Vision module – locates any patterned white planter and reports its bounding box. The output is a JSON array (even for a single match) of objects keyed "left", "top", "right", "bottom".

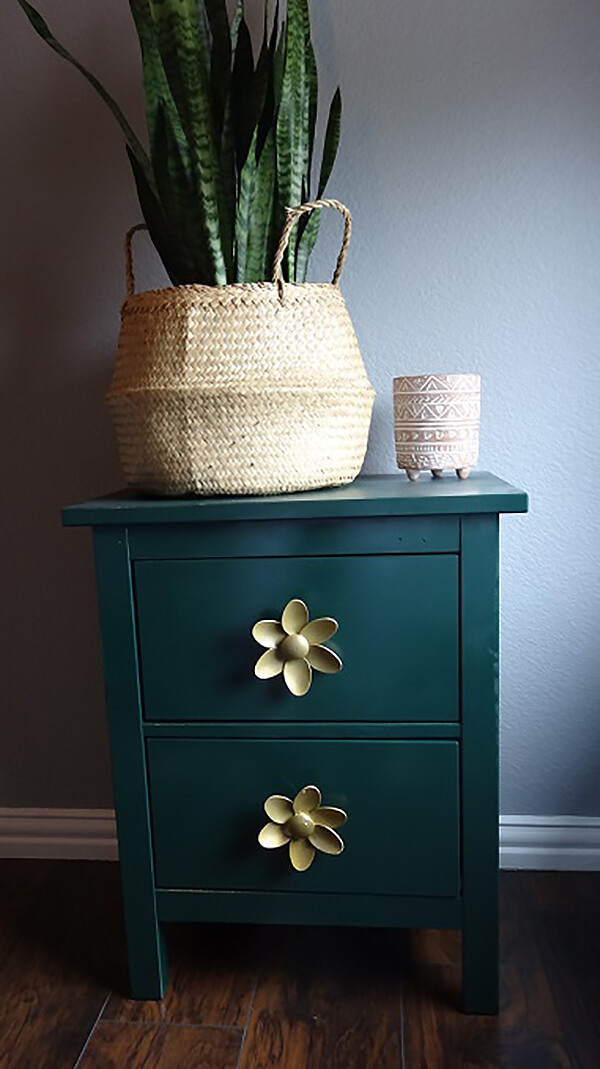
[{"left": 393, "top": 373, "right": 481, "bottom": 481}]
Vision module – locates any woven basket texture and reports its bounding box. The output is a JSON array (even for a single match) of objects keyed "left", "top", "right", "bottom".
[{"left": 107, "top": 200, "right": 375, "bottom": 496}]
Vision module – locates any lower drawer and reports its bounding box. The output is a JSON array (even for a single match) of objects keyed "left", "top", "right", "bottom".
[{"left": 147, "top": 738, "right": 460, "bottom": 898}]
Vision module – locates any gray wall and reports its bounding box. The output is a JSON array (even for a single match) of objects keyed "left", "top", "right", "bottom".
[{"left": 1, "top": 1, "right": 599, "bottom": 814}]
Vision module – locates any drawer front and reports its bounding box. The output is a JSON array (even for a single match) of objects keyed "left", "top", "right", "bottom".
[
  {"left": 147, "top": 738, "right": 460, "bottom": 897},
  {"left": 135, "top": 555, "right": 459, "bottom": 721}
]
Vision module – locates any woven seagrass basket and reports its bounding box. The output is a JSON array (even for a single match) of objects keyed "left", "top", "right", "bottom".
[{"left": 107, "top": 199, "right": 375, "bottom": 496}]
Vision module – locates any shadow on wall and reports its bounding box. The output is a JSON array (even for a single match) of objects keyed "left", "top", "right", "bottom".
[{"left": 0, "top": 7, "right": 147, "bottom": 807}]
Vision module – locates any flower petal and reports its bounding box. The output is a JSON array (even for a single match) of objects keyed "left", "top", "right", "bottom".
[
  {"left": 258, "top": 822, "right": 289, "bottom": 849},
  {"left": 293, "top": 785, "right": 321, "bottom": 814},
  {"left": 281, "top": 599, "right": 309, "bottom": 635},
  {"left": 254, "top": 649, "right": 283, "bottom": 679},
  {"left": 306, "top": 645, "right": 342, "bottom": 674},
  {"left": 252, "top": 620, "right": 286, "bottom": 648},
  {"left": 313, "top": 806, "right": 347, "bottom": 829},
  {"left": 289, "top": 839, "right": 315, "bottom": 871},
  {"left": 309, "top": 825, "right": 344, "bottom": 855},
  {"left": 264, "top": 795, "right": 294, "bottom": 823},
  {"left": 283, "top": 658, "right": 312, "bottom": 696},
  {"left": 300, "top": 617, "right": 338, "bottom": 645}
]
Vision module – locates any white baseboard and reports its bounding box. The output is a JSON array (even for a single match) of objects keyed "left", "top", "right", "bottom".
[
  {"left": 0, "top": 808, "right": 118, "bottom": 861},
  {"left": 0, "top": 810, "right": 599, "bottom": 870},
  {"left": 500, "top": 815, "right": 600, "bottom": 870}
]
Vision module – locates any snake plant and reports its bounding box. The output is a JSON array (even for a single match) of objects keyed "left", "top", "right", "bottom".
[{"left": 17, "top": 0, "right": 342, "bottom": 286}]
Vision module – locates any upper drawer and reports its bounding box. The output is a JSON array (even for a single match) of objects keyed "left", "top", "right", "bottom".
[{"left": 134, "top": 554, "right": 459, "bottom": 722}]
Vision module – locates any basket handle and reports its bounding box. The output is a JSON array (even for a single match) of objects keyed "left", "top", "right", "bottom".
[
  {"left": 125, "top": 223, "right": 149, "bottom": 297},
  {"left": 272, "top": 199, "right": 352, "bottom": 298}
]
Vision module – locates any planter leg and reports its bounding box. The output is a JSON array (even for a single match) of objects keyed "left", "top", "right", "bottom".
[
  {"left": 457, "top": 467, "right": 472, "bottom": 480},
  {"left": 406, "top": 469, "right": 420, "bottom": 482},
  {"left": 431, "top": 469, "right": 444, "bottom": 479}
]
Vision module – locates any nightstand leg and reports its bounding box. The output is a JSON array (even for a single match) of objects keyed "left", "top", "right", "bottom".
[
  {"left": 93, "top": 527, "right": 169, "bottom": 1000},
  {"left": 121, "top": 899, "right": 168, "bottom": 1000},
  {"left": 461, "top": 898, "right": 499, "bottom": 1014},
  {"left": 460, "top": 514, "right": 500, "bottom": 1015}
]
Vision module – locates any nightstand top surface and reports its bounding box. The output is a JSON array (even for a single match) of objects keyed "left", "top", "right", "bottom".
[{"left": 63, "top": 471, "right": 528, "bottom": 526}]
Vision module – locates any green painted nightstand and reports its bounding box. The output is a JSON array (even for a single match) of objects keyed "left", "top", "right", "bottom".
[{"left": 63, "top": 471, "right": 527, "bottom": 1014}]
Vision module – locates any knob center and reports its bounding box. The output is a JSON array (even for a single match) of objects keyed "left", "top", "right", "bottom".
[
  {"left": 285, "top": 813, "right": 315, "bottom": 840},
  {"left": 280, "top": 633, "right": 310, "bottom": 661}
]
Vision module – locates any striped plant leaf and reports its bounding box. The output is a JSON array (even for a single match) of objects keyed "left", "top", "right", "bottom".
[
  {"left": 252, "top": 15, "right": 271, "bottom": 152},
  {"left": 205, "top": 0, "right": 231, "bottom": 134},
  {"left": 273, "top": 17, "right": 286, "bottom": 103},
  {"left": 246, "top": 129, "right": 277, "bottom": 281},
  {"left": 230, "top": 0, "right": 244, "bottom": 52},
  {"left": 317, "top": 86, "right": 342, "bottom": 197},
  {"left": 235, "top": 131, "right": 257, "bottom": 281},
  {"left": 276, "top": 0, "right": 309, "bottom": 279},
  {"left": 295, "top": 87, "right": 342, "bottom": 281},
  {"left": 126, "top": 146, "right": 183, "bottom": 285},
  {"left": 147, "top": 0, "right": 231, "bottom": 282},
  {"left": 153, "top": 102, "right": 215, "bottom": 282},
  {"left": 292, "top": 0, "right": 317, "bottom": 281},
  {"left": 129, "top": 1, "right": 190, "bottom": 167},
  {"left": 218, "top": 0, "right": 244, "bottom": 241},
  {"left": 300, "top": 0, "right": 318, "bottom": 184},
  {"left": 256, "top": 0, "right": 280, "bottom": 158},
  {"left": 19, "top": 0, "right": 342, "bottom": 287},
  {"left": 231, "top": 15, "right": 256, "bottom": 175},
  {"left": 17, "top": 0, "right": 154, "bottom": 193},
  {"left": 219, "top": 93, "right": 237, "bottom": 247}
]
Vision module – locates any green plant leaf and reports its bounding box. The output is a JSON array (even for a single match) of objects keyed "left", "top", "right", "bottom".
[
  {"left": 256, "top": 0, "right": 279, "bottom": 159},
  {"left": 231, "top": 15, "right": 256, "bottom": 174},
  {"left": 246, "top": 129, "right": 277, "bottom": 281},
  {"left": 129, "top": 1, "right": 190, "bottom": 167},
  {"left": 230, "top": 0, "right": 244, "bottom": 52},
  {"left": 19, "top": 0, "right": 341, "bottom": 289},
  {"left": 17, "top": 0, "right": 154, "bottom": 192},
  {"left": 300, "top": 0, "right": 318, "bottom": 185},
  {"left": 295, "top": 88, "right": 342, "bottom": 282},
  {"left": 235, "top": 131, "right": 257, "bottom": 281},
  {"left": 153, "top": 102, "right": 215, "bottom": 283},
  {"left": 126, "top": 146, "right": 182, "bottom": 286},
  {"left": 252, "top": 14, "right": 271, "bottom": 154},
  {"left": 273, "top": 17, "right": 286, "bottom": 103},
  {"left": 147, "top": 0, "right": 231, "bottom": 282},
  {"left": 276, "top": 0, "right": 309, "bottom": 279},
  {"left": 205, "top": 0, "right": 232, "bottom": 134},
  {"left": 317, "top": 86, "right": 342, "bottom": 196}
]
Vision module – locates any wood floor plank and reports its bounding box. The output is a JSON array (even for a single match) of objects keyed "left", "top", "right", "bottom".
[
  {"left": 0, "top": 861, "right": 121, "bottom": 1068},
  {"left": 402, "top": 875, "right": 571, "bottom": 1069},
  {"left": 103, "top": 922, "right": 258, "bottom": 1026},
  {"left": 521, "top": 872, "right": 600, "bottom": 1069},
  {"left": 238, "top": 926, "right": 402, "bottom": 1069},
  {"left": 0, "top": 1014, "right": 100, "bottom": 1069},
  {"left": 0, "top": 860, "right": 56, "bottom": 965},
  {"left": 78, "top": 1022, "right": 241, "bottom": 1068},
  {"left": 0, "top": 863, "right": 599, "bottom": 1068},
  {"left": 407, "top": 928, "right": 461, "bottom": 965}
]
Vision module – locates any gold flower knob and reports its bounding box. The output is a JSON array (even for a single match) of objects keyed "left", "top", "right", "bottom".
[
  {"left": 252, "top": 598, "right": 342, "bottom": 697},
  {"left": 258, "top": 785, "right": 347, "bottom": 871}
]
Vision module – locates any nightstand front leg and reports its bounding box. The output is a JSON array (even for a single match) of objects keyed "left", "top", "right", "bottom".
[
  {"left": 460, "top": 514, "right": 500, "bottom": 1014},
  {"left": 94, "top": 526, "right": 168, "bottom": 1000},
  {"left": 462, "top": 900, "right": 499, "bottom": 1014}
]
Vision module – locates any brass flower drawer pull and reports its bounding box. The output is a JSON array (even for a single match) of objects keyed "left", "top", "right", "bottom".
[
  {"left": 252, "top": 598, "right": 342, "bottom": 697},
  {"left": 258, "top": 785, "right": 347, "bottom": 871}
]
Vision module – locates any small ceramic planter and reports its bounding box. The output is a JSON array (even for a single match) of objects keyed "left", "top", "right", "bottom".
[{"left": 393, "top": 373, "right": 481, "bottom": 481}]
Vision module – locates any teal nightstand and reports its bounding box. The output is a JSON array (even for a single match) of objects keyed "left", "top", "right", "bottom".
[{"left": 63, "top": 471, "right": 527, "bottom": 1014}]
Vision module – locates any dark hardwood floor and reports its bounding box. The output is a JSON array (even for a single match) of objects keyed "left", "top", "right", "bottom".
[{"left": 0, "top": 861, "right": 598, "bottom": 1068}]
